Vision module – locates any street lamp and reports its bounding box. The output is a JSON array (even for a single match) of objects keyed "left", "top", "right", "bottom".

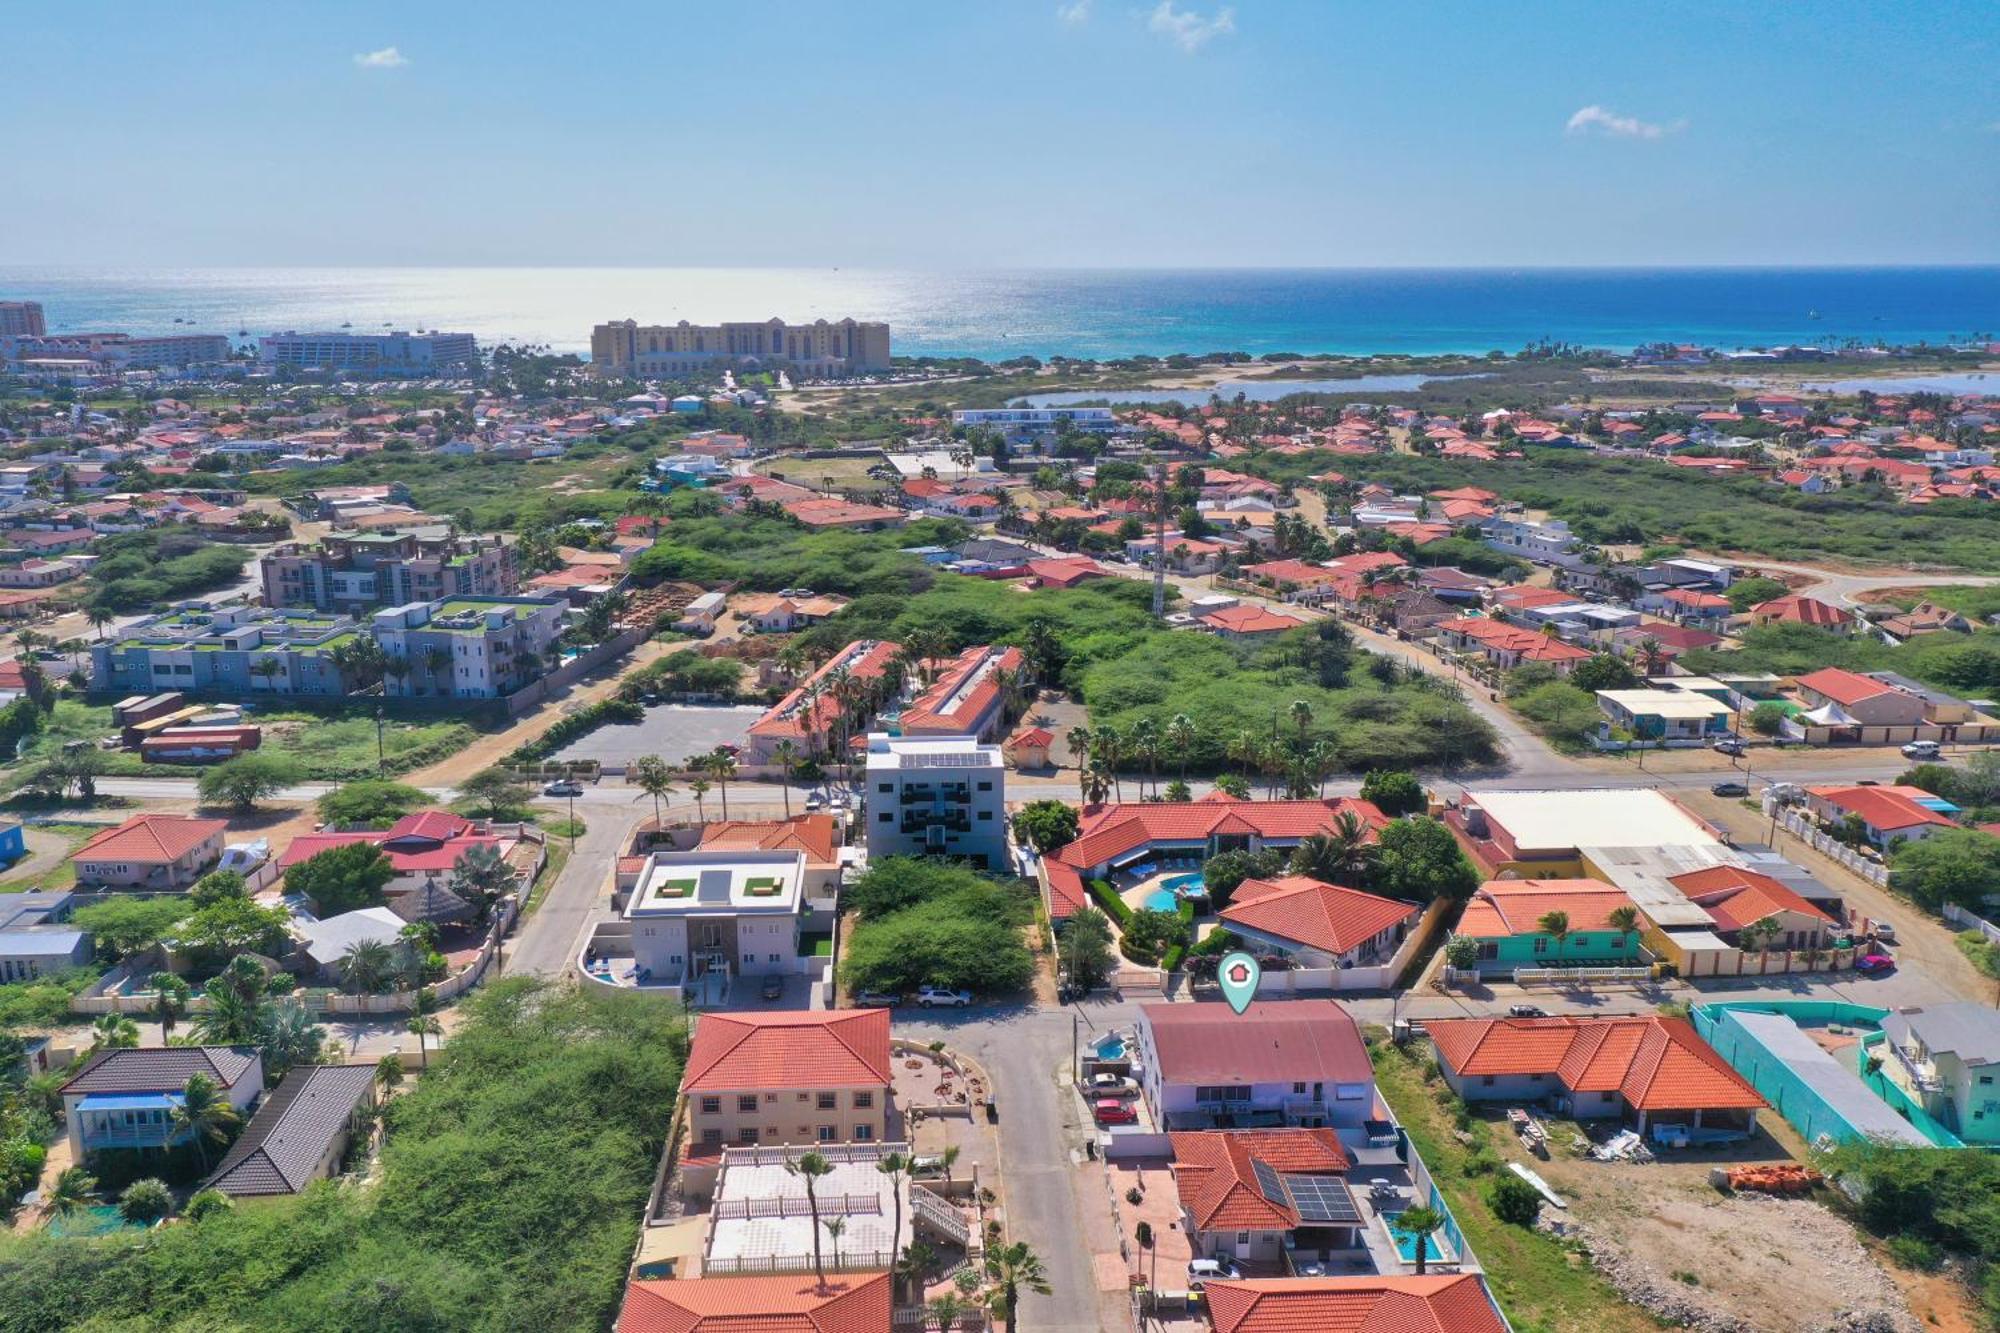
[{"left": 374, "top": 706, "right": 386, "bottom": 774}]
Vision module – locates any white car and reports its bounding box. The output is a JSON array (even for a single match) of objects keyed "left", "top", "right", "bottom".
[
  {"left": 916, "top": 986, "right": 974, "bottom": 1008},
  {"left": 1186, "top": 1257, "right": 1241, "bottom": 1290},
  {"left": 1901, "top": 741, "right": 1943, "bottom": 760},
  {"left": 1089, "top": 1072, "right": 1137, "bottom": 1098}
]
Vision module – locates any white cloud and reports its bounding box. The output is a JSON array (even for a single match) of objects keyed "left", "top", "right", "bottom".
[
  {"left": 1057, "top": 0, "right": 1091, "bottom": 25},
  {"left": 353, "top": 46, "right": 408, "bottom": 69},
  {"left": 1148, "top": 1, "right": 1235, "bottom": 53},
  {"left": 1565, "top": 104, "right": 1683, "bottom": 140}
]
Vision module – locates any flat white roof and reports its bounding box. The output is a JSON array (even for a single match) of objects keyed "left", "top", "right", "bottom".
[
  {"left": 707, "top": 1148, "right": 913, "bottom": 1266},
  {"left": 864, "top": 733, "right": 1002, "bottom": 771},
  {"left": 626, "top": 849, "right": 804, "bottom": 917},
  {"left": 1597, "top": 689, "right": 1733, "bottom": 720},
  {"left": 1474, "top": 788, "right": 1721, "bottom": 857}
]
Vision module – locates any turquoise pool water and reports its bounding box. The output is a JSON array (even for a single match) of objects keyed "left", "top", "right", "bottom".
[
  {"left": 1164, "top": 872, "right": 1207, "bottom": 895},
  {"left": 1386, "top": 1214, "right": 1450, "bottom": 1264},
  {"left": 1140, "top": 888, "right": 1180, "bottom": 912},
  {"left": 46, "top": 1205, "right": 141, "bottom": 1238},
  {"left": 1093, "top": 1035, "right": 1128, "bottom": 1060}
]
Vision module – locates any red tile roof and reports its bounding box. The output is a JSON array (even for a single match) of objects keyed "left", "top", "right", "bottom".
[
  {"left": 617, "top": 1273, "right": 890, "bottom": 1333},
  {"left": 1055, "top": 798, "right": 1387, "bottom": 876},
  {"left": 1455, "top": 879, "right": 1638, "bottom": 937},
  {"left": 684, "top": 1009, "right": 892, "bottom": 1093},
  {"left": 749, "top": 640, "right": 901, "bottom": 742},
  {"left": 698, "top": 814, "right": 841, "bottom": 865},
  {"left": 896, "top": 644, "right": 1024, "bottom": 734},
  {"left": 1142, "top": 1000, "right": 1372, "bottom": 1088},
  {"left": 1794, "top": 667, "right": 1894, "bottom": 707},
  {"left": 1221, "top": 875, "right": 1420, "bottom": 956},
  {"left": 1170, "top": 1128, "right": 1351, "bottom": 1231},
  {"left": 1751, "top": 595, "right": 1854, "bottom": 627},
  {"left": 1807, "top": 784, "right": 1955, "bottom": 834},
  {"left": 1201, "top": 605, "right": 1308, "bottom": 636},
  {"left": 1428, "top": 1016, "right": 1764, "bottom": 1114},
  {"left": 1024, "top": 556, "right": 1106, "bottom": 588},
  {"left": 74, "top": 814, "right": 228, "bottom": 866},
  {"left": 1204, "top": 1275, "right": 1507, "bottom": 1333},
  {"left": 1669, "top": 864, "right": 1836, "bottom": 932}
]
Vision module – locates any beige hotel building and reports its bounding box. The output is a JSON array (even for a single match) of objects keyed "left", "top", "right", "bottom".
[{"left": 591, "top": 316, "right": 890, "bottom": 379}]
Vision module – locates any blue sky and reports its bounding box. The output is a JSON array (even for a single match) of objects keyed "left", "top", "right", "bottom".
[{"left": 7, "top": 1, "right": 1997, "bottom": 267}]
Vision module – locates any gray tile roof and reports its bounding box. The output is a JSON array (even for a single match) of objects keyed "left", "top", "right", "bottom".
[
  {"left": 61, "top": 1046, "right": 260, "bottom": 1096},
  {"left": 203, "top": 1064, "right": 377, "bottom": 1197},
  {"left": 0, "top": 890, "right": 74, "bottom": 931}
]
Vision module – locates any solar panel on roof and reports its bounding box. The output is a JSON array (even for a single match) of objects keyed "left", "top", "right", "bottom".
[
  {"left": 1282, "top": 1173, "right": 1361, "bottom": 1224},
  {"left": 1249, "top": 1157, "right": 1289, "bottom": 1207}
]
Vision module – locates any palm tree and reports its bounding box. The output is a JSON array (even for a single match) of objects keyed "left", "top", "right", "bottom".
[
  {"left": 821, "top": 1215, "right": 847, "bottom": 1269},
  {"left": 1064, "top": 724, "right": 1092, "bottom": 774},
  {"left": 407, "top": 988, "right": 442, "bottom": 1069},
  {"left": 87, "top": 606, "right": 113, "bottom": 642},
  {"left": 1227, "top": 728, "right": 1259, "bottom": 784},
  {"left": 1080, "top": 765, "right": 1111, "bottom": 806},
  {"left": 149, "top": 972, "right": 191, "bottom": 1044},
  {"left": 687, "top": 776, "right": 712, "bottom": 823},
  {"left": 1605, "top": 905, "right": 1640, "bottom": 955},
  {"left": 1290, "top": 811, "right": 1376, "bottom": 886},
  {"left": 42, "top": 1166, "right": 97, "bottom": 1220},
  {"left": 785, "top": 1150, "right": 836, "bottom": 1286},
  {"left": 927, "top": 1293, "right": 967, "bottom": 1333},
  {"left": 375, "top": 1052, "right": 405, "bottom": 1096},
  {"left": 1392, "top": 1204, "right": 1448, "bottom": 1277},
  {"left": 897, "top": 1241, "right": 939, "bottom": 1300},
  {"left": 877, "top": 1151, "right": 910, "bottom": 1293},
  {"left": 89, "top": 1013, "right": 140, "bottom": 1056},
  {"left": 1288, "top": 698, "right": 1314, "bottom": 742},
  {"left": 984, "top": 1241, "right": 1052, "bottom": 1333},
  {"left": 1165, "top": 714, "right": 1197, "bottom": 783},
  {"left": 1094, "top": 725, "right": 1124, "bottom": 802},
  {"left": 707, "top": 747, "right": 738, "bottom": 820},
  {"left": 1742, "top": 915, "right": 1783, "bottom": 959},
  {"left": 1537, "top": 910, "right": 1572, "bottom": 965},
  {"left": 171, "top": 1072, "right": 242, "bottom": 1173},
  {"left": 771, "top": 739, "right": 801, "bottom": 818},
  {"left": 632, "top": 754, "right": 676, "bottom": 829},
  {"left": 341, "top": 938, "right": 397, "bottom": 994},
  {"left": 1130, "top": 717, "right": 1160, "bottom": 800},
  {"left": 938, "top": 1144, "right": 962, "bottom": 1190},
  {"left": 424, "top": 646, "right": 453, "bottom": 697}
]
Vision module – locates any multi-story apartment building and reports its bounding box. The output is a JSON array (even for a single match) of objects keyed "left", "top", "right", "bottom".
[
  {"left": 681, "top": 1009, "right": 893, "bottom": 1165},
  {"left": 951, "top": 406, "right": 1123, "bottom": 447},
  {"left": 261, "top": 528, "right": 518, "bottom": 612},
  {"left": 2, "top": 332, "right": 232, "bottom": 370},
  {"left": 0, "top": 302, "right": 45, "bottom": 337},
  {"left": 1880, "top": 1003, "right": 2000, "bottom": 1145},
  {"left": 621, "top": 849, "right": 813, "bottom": 1000},
  {"left": 91, "top": 606, "right": 372, "bottom": 697},
  {"left": 258, "top": 330, "right": 480, "bottom": 374},
  {"left": 370, "top": 596, "right": 568, "bottom": 700},
  {"left": 591, "top": 317, "right": 890, "bottom": 379},
  {"left": 862, "top": 733, "right": 1006, "bottom": 869}
]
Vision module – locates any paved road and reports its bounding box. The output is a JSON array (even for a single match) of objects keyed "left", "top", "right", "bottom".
[{"left": 1716, "top": 556, "right": 2000, "bottom": 607}]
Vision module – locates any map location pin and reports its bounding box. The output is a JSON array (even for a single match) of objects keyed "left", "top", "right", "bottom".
[{"left": 1218, "top": 951, "right": 1261, "bottom": 1015}]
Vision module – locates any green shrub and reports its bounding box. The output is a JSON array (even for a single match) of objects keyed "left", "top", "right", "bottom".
[{"left": 1488, "top": 1173, "right": 1542, "bottom": 1226}]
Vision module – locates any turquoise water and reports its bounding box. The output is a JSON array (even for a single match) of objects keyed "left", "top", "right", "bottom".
[
  {"left": 1021, "top": 374, "right": 1484, "bottom": 407},
  {"left": 4, "top": 266, "right": 1995, "bottom": 360},
  {"left": 1093, "top": 1035, "right": 1127, "bottom": 1060},
  {"left": 1140, "top": 888, "right": 1180, "bottom": 912},
  {"left": 46, "top": 1205, "right": 141, "bottom": 1238},
  {"left": 1165, "top": 872, "right": 1207, "bottom": 896},
  {"left": 1387, "top": 1214, "right": 1450, "bottom": 1263}
]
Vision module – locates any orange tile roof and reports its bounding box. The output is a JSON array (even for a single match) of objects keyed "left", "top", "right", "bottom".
[
  {"left": 698, "top": 814, "right": 841, "bottom": 865},
  {"left": 1669, "top": 864, "right": 1836, "bottom": 932},
  {"left": 1794, "top": 667, "right": 1894, "bottom": 707},
  {"left": 683, "top": 1009, "right": 893, "bottom": 1093},
  {"left": 1221, "top": 875, "right": 1420, "bottom": 956},
  {"left": 1170, "top": 1128, "right": 1351, "bottom": 1231},
  {"left": 1428, "top": 1016, "right": 1764, "bottom": 1114},
  {"left": 1205, "top": 1275, "right": 1507, "bottom": 1333},
  {"left": 1055, "top": 798, "right": 1387, "bottom": 876},
  {"left": 1751, "top": 595, "right": 1854, "bottom": 627},
  {"left": 896, "top": 644, "right": 1024, "bottom": 734},
  {"left": 1201, "top": 605, "right": 1307, "bottom": 636},
  {"left": 1806, "top": 784, "right": 1954, "bottom": 833},
  {"left": 748, "top": 640, "right": 901, "bottom": 741},
  {"left": 74, "top": 813, "right": 228, "bottom": 865},
  {"left": 617, "top": 1272, "right": 890, "bottom": 1333},
  {"left": 1456, "top": 879, "right": 1638, "bottom": 937}
]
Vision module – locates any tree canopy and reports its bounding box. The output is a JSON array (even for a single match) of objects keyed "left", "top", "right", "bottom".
[{"left": 285, "top": 843, "right": 396, "bottom": 917}]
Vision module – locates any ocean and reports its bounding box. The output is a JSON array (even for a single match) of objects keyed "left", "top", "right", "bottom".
[{"left": 1, "top": 266, "right": 1995, "bottom": 363}]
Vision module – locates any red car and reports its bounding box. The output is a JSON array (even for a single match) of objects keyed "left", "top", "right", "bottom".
[
  {"left": 1092, "top": 1097, "right": 1137, "bottom": 1126},
  {"left": 1854, "top": 954, "right": 1897, "bottom": 977}
]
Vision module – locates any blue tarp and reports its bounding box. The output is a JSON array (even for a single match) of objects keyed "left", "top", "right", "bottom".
[{"left": 78, "top": 1093, "right": 182, "bottom": 1112}]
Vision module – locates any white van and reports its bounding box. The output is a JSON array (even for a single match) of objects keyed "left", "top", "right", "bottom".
[{"left": 1901, "top": 740, "right": 1943, "bottom": 760}]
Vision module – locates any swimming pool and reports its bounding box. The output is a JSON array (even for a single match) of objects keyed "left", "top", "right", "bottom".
[
  {"left": 1164, "top": 872, "right": 1207, "bottom": 896},
  {"left": 46, "top": 1205, "right": 142, "bottom": 1238},
  {"left": 1093, "top": 1034, "right": 1128, "bottom": 1061},
  {"left": 1140, "top": 888, "right": 1180, "bottom": 912},
  {"left": 1385, "top": 1213, "right": 1452, "bottom": 1264}
]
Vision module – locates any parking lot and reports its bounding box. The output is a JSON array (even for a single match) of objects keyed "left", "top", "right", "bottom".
[{"left": 552, "top": 702, "right": 765, "bottom": 770}]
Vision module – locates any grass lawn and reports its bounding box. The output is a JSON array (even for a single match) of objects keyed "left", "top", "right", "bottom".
[
  {"left": 258, "top": 711, "right": 477, "bottom": 781},
  {"left": 1366, "top": 1028, "right": 1660, "bottom": 1333},
  {"left": 752, "top": 452, "right": 894, "bottom": 495},
  {"left": 522, "top": 840, "right": 570, "bottom": 916},
  {"left": 0, "top": 821, "right": 107, "bottom": 893}
]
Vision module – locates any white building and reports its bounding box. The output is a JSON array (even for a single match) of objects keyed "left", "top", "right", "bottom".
[
  {"left": 1481, "top": 514, "right": 1581, "bottom": 566},
  {"left": 258, "top": 330, "right": 480, "bottom": 374},
  {"left": 862, "top": 733, "right": 1006, "bottom": 870},
  {"left": 623, "top": 849, "right": 810, "bottom": 997},
  {"left": 951, "top": 406, "right": 1122, "bottom": 448}
]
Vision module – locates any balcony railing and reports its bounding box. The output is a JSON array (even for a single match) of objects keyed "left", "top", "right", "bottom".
[{"left": 1889, "top": 1040, "right": 1944, "bottom": 1093}]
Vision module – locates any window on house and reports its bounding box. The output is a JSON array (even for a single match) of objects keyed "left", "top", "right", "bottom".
[
  {"left": 817, "top": 1092, "right": 837, "bottom": 1110},
  {"left": 737, "top": 1095, "right": 757, "bottom": 1113},
  {"left": 853, "top": 1091, "right": 873, "bottom": 1109},
  {"left": 854, "top": 1124, "right": 874, "bottom": 1141},
  {"left": 1481, "top": 1075, "right": 1496, "bottom": 1087},
  {"left": 817, "top": 1126, "right": 836, "bottom": 1142},
  {"left": 1600, "top": 1091, "right": 1616, "bottom": 1103},
  {"left": 700, "top": 1097, "right": 720, "bottom": 1114},
  {"left": 703, "top": 1128, "right": 722, "bottom": 1144}
]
